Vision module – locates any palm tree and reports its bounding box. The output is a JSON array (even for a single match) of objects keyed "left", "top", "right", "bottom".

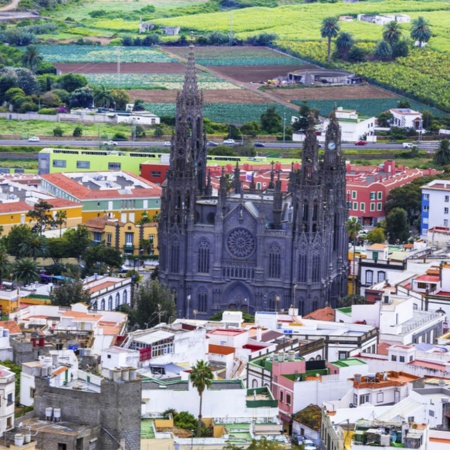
[
  {"left": 433, "top": 139, "right": 450, "bottom": 166},
  {"left": 346, "top": 217, "right": 361, "bottom": 300},
  {"left": 335, "top": 32, "right": 354, "bottom": 60},
  {"left": 382, "top": 21, "right": 402, "bottom": 46},
  {"left": 190, "top": 360, "right": 214, "bottom": 437},
  {"left": 93, "top": 85, "right": 115, "bottom": 109},
  {"left": 54, "top": 210, "right": 67, "bottom": 237},
  {"left": 321, "top": 17, "right": 340, "bottom": 64},
  {"left": 19, "top": 234, "right": 47, "bottom": 260},
  {"left": 410, "top": 16, "right": 431, "bottom": 48},
  {"left": 374, "top": 40, "right": 393, "bottom": 61},
  {"left": 21, "top": 46, "right": 43, "bottom": 73},
  {"left": 12, "top": 258, "right": 40, "bottom": 286}
]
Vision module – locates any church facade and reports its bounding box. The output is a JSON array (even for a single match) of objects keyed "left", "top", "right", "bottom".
[{"left": 158, "top": 46, "right": 349, "bottom": 319}]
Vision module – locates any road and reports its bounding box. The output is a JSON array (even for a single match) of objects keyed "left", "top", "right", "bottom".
[{"left": 0, "top": 139, "right": 439, "bottom": 151}]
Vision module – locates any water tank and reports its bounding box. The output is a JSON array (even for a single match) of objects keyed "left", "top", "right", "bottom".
[
  {"left": 122, "top": 370, "right": 130, "bottom": 381},
  {"left": 45, "top": 407, "right": 53, "bottom": 420},
  {"left": 354, "top": 374, "right": 362, "bottom": 383},
  {"left": 53, "top": 408, "right": 61, "bottom": 422},
  {"left": 14, "top": 434, "right": 24, "bottom": 447},
  {"left": 24, "top": 433, "right": 31, "bottom": 444},
  {"left": 288, "top": 351, "right": 295, "bottom": 361},
  {"left": 278, "top": 352, "right": 285, "bottom": 362}
]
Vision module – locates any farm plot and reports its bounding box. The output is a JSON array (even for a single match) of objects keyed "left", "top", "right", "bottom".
[
  {"left": 164, "top": 46, "right": 305, "bottom": 66},
  {"left": 54, "top": 62, "right": 187, "bottom": 75},
  {"left": 128, "top": 89, "right": 268, "bottom": 103},
  {"left": 145, "top": 102, "right": 287, "bottom": 124},
  {"left": 291, "top": 98, "right": 446, "bottom": 118},
  {"left": 37, "top": 45, "right": 176, "bottom": 63},
  {"left": 84, "top": 73, "right": 238, "bottom": 90}
]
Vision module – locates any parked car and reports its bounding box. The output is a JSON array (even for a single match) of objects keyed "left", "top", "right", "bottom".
[
  {"left": 28, "top": 136, "right": 40, "bottom": 142},
  {"left": 207, "top": 141, "right": 219, "bottom": 147},
  {"left": 355, "top": 140, "right": 367, "bottom": 146},
  {"left": 402, "top": 142, "right": 414, "bottom": 149},
  {"left": 254, "top": 142, "right": 265, "bottom": 148},
  {"left": 292, "top": 435, "right": 305, "bottom": 445},
  {"left": 164, "top": 141, "right": 171, "bottom": 147},
  {"left": 223, "top": 139, "right": 235, "bottom": 145},
  {"left": 103, "top": 140, "right": 118, "bottom": 146}
]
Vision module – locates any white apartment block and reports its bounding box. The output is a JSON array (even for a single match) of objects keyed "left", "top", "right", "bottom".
[
  {"left": 0, "top": 365, "right": 15, "bottom": 437},
  {"left": 421, "top": 179, "right": 450, "bottom": 238}
]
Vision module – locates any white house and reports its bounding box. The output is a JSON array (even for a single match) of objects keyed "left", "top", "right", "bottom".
[
  {"left": 293, "top": 107, "right": 376, "bottom": 143},
  {"left": 101, "top": 346, "right": 140, "bottom": 373},
  {"left": 421, "top": 179, "right": 450, "bottom": 238},
  {"left": 0, "top": 365, "right": 15, "bottom": 437},
  {"left": 389, "top": 108, "right": 423, "bottom": 129},
  {"left": 20, "top": 350, "right": 79, "bottom": 407},
  {"left": 83, "top": 275, "right": 132, "bottom": 311}
]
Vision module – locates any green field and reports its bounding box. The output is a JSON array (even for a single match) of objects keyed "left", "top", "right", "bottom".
[{"left": 144, "top": 102, "right": 287, "bottom": 123}]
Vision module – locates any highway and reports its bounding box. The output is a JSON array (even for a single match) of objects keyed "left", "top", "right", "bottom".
[{"left": 0, "top": 139, "right": 438, "bottom": 151}]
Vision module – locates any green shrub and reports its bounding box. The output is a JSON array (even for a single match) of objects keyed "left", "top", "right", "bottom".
[
  {"left": 73, "top": 126, "right": 83, "bottom": 137},
  {"left": 113, "top": 131, "right": 128, "bottom": 141},
  {"left": 53, "top": 126, "right": 64, "bottom": 137}
]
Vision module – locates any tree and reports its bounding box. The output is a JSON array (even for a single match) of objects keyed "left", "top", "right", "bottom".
[
  {"left": 73, "top": 126, "right": 83, "bottom": 137},
  {"left": 53, "top": 126, "right": 63, "bottom": 137},
  {"left": 367, "top": 227, "right": 385, "bottom": 244},
  {"left": 348, "top": 46, "right": 367, "bottom": 63},
  {"left": 346, "top": 217, "right": 361, "bottom": 299},
  {"left": 26, "top": 200, "right": 54, "bottom": 235},
  {"left": 321, "top": 17, "right": 340, "bottom": 64},
  {"left": 0, "top": 243, "right": 11, "bottom": 285},
  {"left": 47, "top": 237, "right": 70, "bottom": 264},
  {"left": 190, "top": 360, "right": 214, "bottom": 437},
  {"left": 69, "top": 87, "right": 94, "bottom": 108},
  {"left": 397, "top": 99, "right": 411, "bottom": 109},
  {"left": 240, "top": 121, "right": 260, "bottom": 137},
  {"left": 392, "top": 39, "right": 409, "bottom": 58},
  {"left": 335, "top": 32, "right": 354, "bottom": 60},
  {"left": 410, "top": 16, "right": 431, "bottom": 48},
  {"left": 83, "top": 245, "right": 123, "bottom": 272},
  {"left": 5, "top": 225, "right": 32, "bottom": 257},
  {"left": 111, "top": 89, "right": 130, "bottom": 110},
  {"left": 50, "top": 277, "right": 90, "bottom": 307},
  {"left": 434, "top": 139, "right": 450, "bottom": 166},
  {"left": 133, "top": 99, "right": 145, "bottom": 111},
  {"left": 382, "top": 21, "right": 402, "bottom": 46},
  {"left": 54, "top": 210, "right": 67, "bottom": 237},
  {"left": 57, "top": 73, "right": 88, "bottom": 92},
  {"left": 12, "top": 258, "right": 39, "bottom": 285},
  {"left": 93, "top": 85, "right": 114, "bottom": 108},
  {"left": 134, "top": 278, "right": 175, "bottom": 328},
  {"left": 64, "top": 226, "right": 91, "bottom": 259},
  {"left": 19, "top": 234, "right": 47, "bottom": 260},
  {"left": 374, "top": 40, "right": 392, "bottom": 61},
  {"left": 21, "top": 45, "right": 43, "bottom": 73},
  {"left": 377, "top": 111, "right": 393, "bottom": 127},
  {"left": 260, "top": 106, "right": 282, "bottom": 134},
  {"left": 385, "top": 208, "right": 409, "bottom": 244}
]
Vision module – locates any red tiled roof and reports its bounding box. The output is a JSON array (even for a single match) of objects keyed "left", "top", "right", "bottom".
[
  {"left": 0, "top": 320, "right": 22, "bottom": 335},
  {"left": 415, "top": 275, "right": 439, "bottom": 282},
  {"left": 0, "top": 202, "right": 30, "bottom": 214},
  {"left": 42, "top": 172, "right": 161, "bottom": 200},
  {"left": 377, "top": 342, "right": 392, "bottom": 356},
  {"left": 408, "top": 360, "right": 446, "bottom": 371},
  {"left": 304, "top": 306, "right": 335, "bottom": 321},
  {"left": 209, "top": 344, "right": 235, "bottom": 355},
  {"left": 88, "top": 281, "right": 117, "bottom": 294}
]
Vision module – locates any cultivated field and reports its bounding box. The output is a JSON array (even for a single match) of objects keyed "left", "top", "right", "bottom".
[{"left": 54, "top": 62, "right": 187, "bottom": 75}]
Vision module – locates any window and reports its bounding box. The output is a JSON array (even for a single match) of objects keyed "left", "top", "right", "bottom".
[
  {"left": 197, "top": 239, "right": 210, "bottom": 274},
  {"left": 391, "top": 355, "right": 397, "bottom": 361},
  {"left": 370, "top": 192, "right": 376, "bottom": 200},
  {"left": 377, "top": 203, "right": 382, "bottom": 211},
  {"left": 360, "top": 202, "right": 365, "bottom": 211},
  {"left": 53, "top": 160, "right": 66, "bottom": 168},
  {"left": 100, "top": 299, "right": 105, "bottom": 310},
  {"left": 353, "top": 394, "right": 358, "bottom": 406},
  {"left": 151, "top": 338, "right": 174, "bottom": 358},
  {"left": 359, "top": 394, "right": 370, "bottom": 405},
  {"left": 269, "top": 243, "right": 281, "bottom": 279},
  {"left": 115, "top": 293, "right": 120, "bottom": 308},
  {"left": 77, "top": 161, "right": 90, "bottom": 169},
  {"left": 377, "top": 392, "right": 384, "bottom": 403},
  {"left": 445, "top": 219, "right": 449, "bottom": 227},
  {"left": 286, "top": 394, "right": 291, "bottom": 405},
  {"left": 399, "top": 356, "right": 405, "bottom": 362},
  {"left": 108, "top": 162, "right": 121, "bottom": 170},
  {"left": 123, "top": 290, "right": 128, "bottom": 305},
  {"left": 352, "top": 191, "right": 357, "bottom": 199},
  {"left": 423, "top": 194, "right": 429, "bottom": 200},
  {"left": 106, "top": 233, "right": 112, "bottom": 247},
  {"left": 151, "top": 171, "right": 162, "bottom": 178},
  {"left": 93, "top": 232, "right": 102, "bottom": 243},
  {"left": 108, "top": 296, "right": 113, "bottom": 311},
  {"left": 353, "top": 202, "right": 358, "bottom": 210},
  {"left": 280, "top": 391, "right": 284, "bottom": 403},
  {"left": 423, "top": 205, "right": 429, "bottom": 212},
  {"left": 365, "top": 270, "right": 373, "bottom": 286},
  {"left": 30, "top": 387, "right": 35, "bottom": 399},
  {"left": 445, "top": 195, "right": 449, "bottom": 202},
  {"left": 125, "top": 232, "right": 134, "bottom": 246},
  {"left": 378, "top": 192, "right": 382, "bottom": 200},
  {"left": 58, "top": 444, "right": 67, "bottom": 450},
  {"left": 312, "top": 253, "right": 320, "bottom": 282},
  {"left": 338, "top": 351, "right": 348, "bottom": 360},
  {"left": 429, "top": 410, "right": 435, "bottom": 417},
  {"left": 198, "top": 288, "right": 207, "bottom": 312},
  {"left": 298, "top": 253, "right": 307, "bottom": 282},
  {"left": 377, "top": 271, "right": 386, "bottom": 283},
  {"left": 370, "top": 203, "right": 375, "bottom": 211},
  {"left": 445, "top": 208, "right": 449, "bottom": 214}
]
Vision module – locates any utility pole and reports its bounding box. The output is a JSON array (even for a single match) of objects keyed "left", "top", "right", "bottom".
[
  {"left": 283, "top": 110, "right": 286, "bottom": 144},
  {"left": 229, "top": 12, "right": 233, "bottom": 46},
  {"left": 117, "top": 48, "right": 121, "bottom": 90}
]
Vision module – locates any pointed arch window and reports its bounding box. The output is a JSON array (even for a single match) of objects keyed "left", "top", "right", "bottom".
[
  {"left": 298, "top": 253, "right": 307, "bottom": 282},
  {"left": 197, "top": 287, "right": 207, "bottom": 312},
  {"left": 115, "top": 293, "right": 120, "bottom": 309},
  {"left": 123, "top": 290, "right": 128, "bottom": 305},
  {"left": 100, "top": 299, "right": 105, "bottom": 310},
  {"left": 171, "top": 238, "right": 180, "bottom": 273},
  {"left": 197, "top": 238, "right": 210, "bottom": 274},
  {"left": 108, "top": 295, "right": 113, "bottom": 311},
  {"left": 268, "top": 243, "right": 281, "bottom": 279},
  {"left": 312, "top": 249, "right": 321, "bottom": 282}
]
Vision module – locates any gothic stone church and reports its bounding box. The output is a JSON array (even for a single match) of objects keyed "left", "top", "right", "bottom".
[{"left": 158, "top": 46, "right": 348, "bottom": 319}]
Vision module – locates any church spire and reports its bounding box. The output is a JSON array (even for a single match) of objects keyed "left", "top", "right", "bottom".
[{"left": 300, "top": 114, "right": 320, "bottom": 183}]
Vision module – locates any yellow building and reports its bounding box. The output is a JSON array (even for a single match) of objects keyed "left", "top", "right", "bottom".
[
  {"left": 0, "top": 199, "right": 82, "bottom": 235},
  {"left": 84, "top": 216, "right": 158, "bottom": 257},
  {"left": 41, "top": 171, "right": 161, "bottom": 224}
]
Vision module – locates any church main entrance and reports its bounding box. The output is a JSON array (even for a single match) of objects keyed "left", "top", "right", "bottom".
[{"left": 224, "top": 283, "right": 252, "bottom": 312}]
